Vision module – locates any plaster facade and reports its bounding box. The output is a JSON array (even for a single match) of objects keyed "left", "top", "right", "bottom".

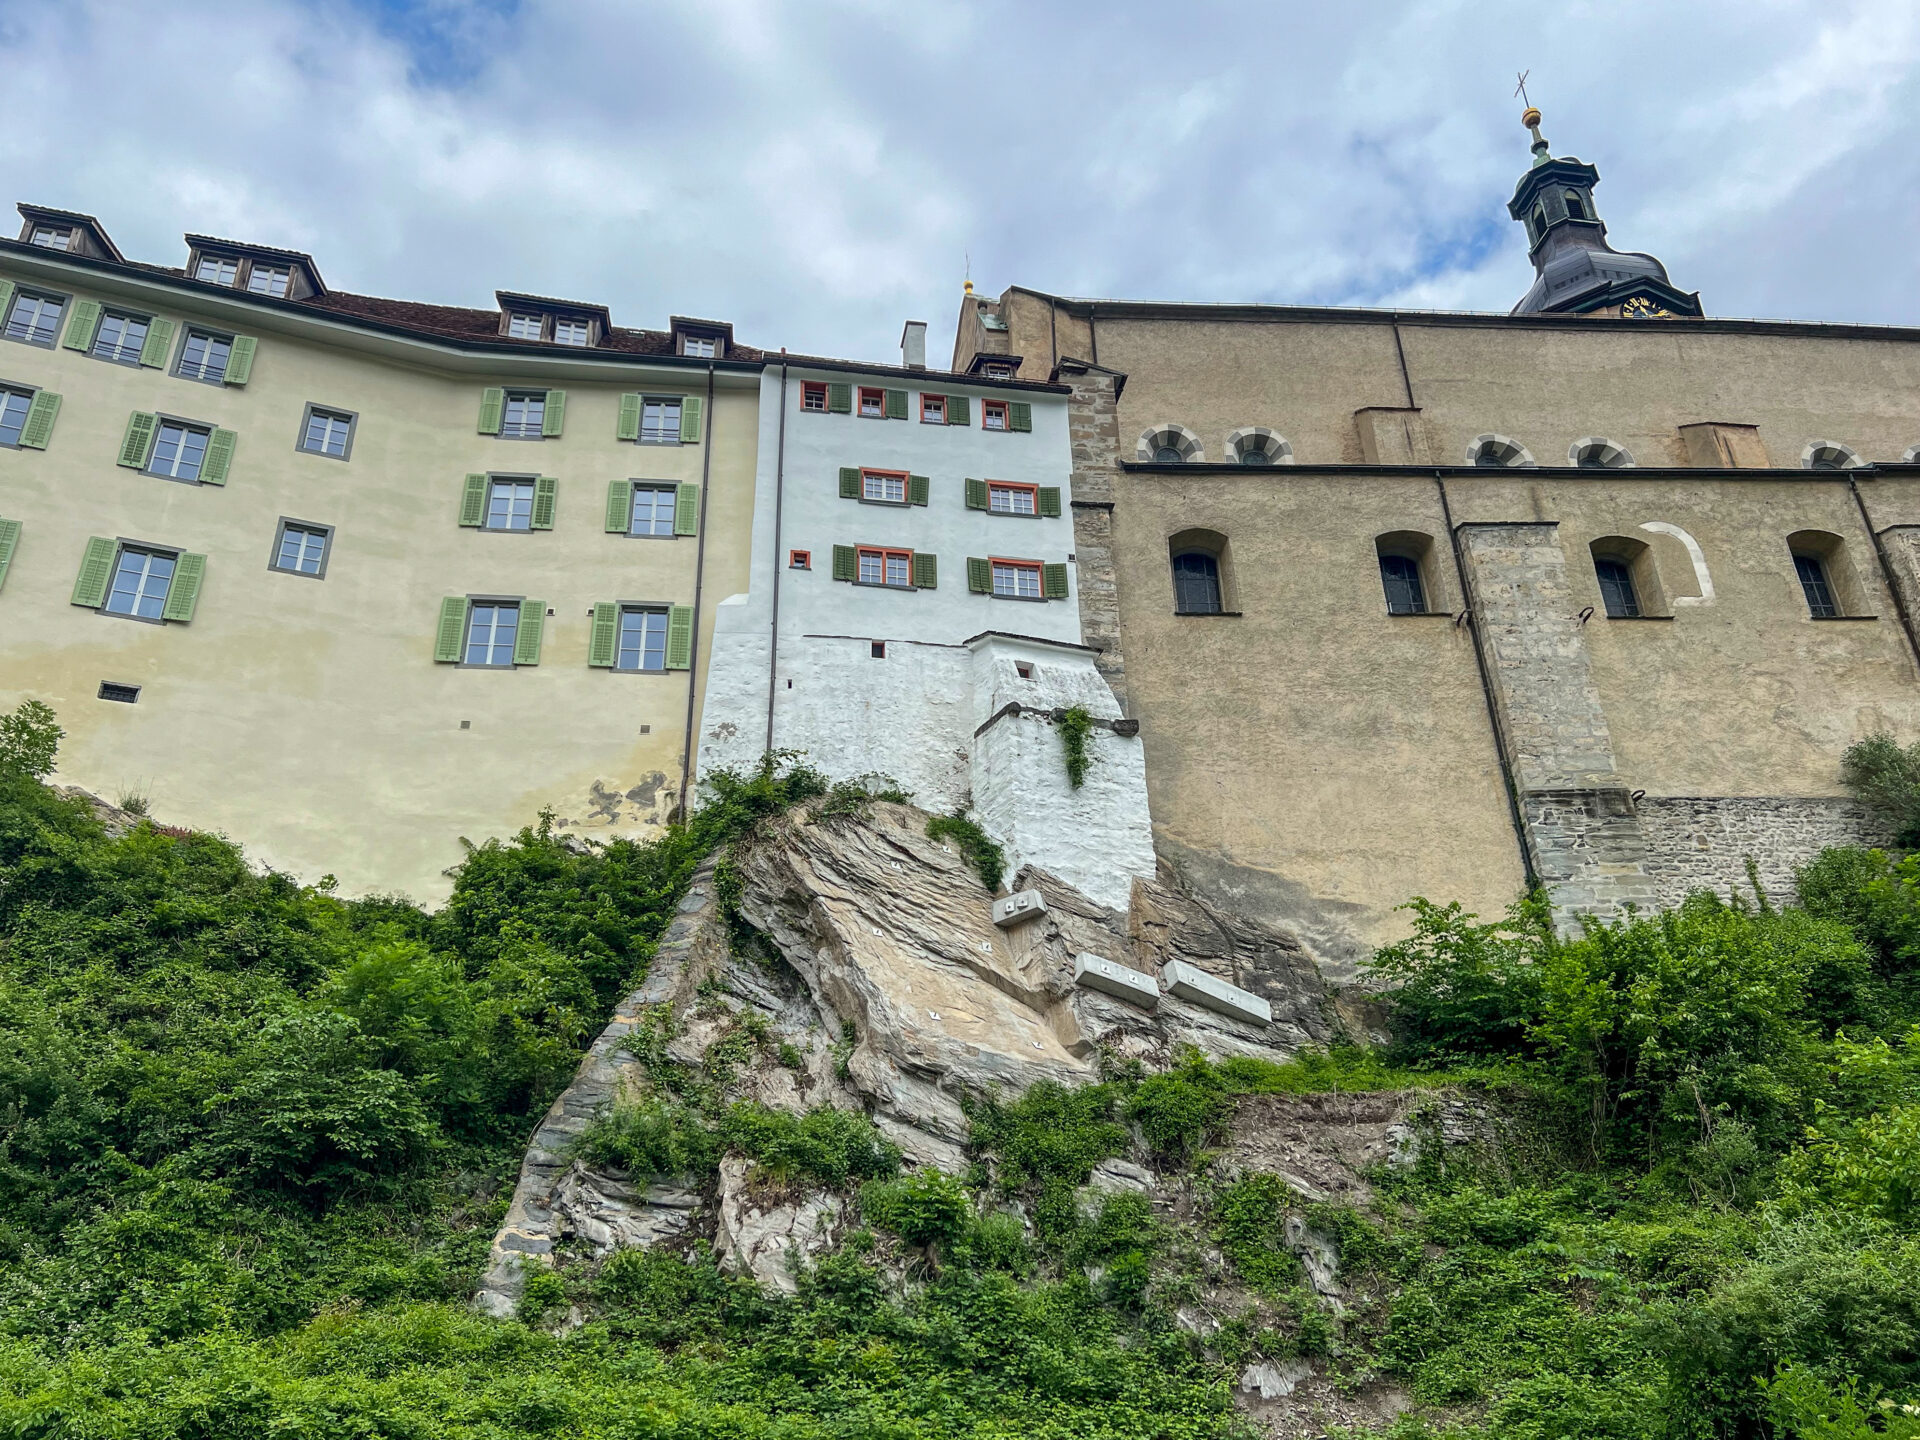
[{"left": 0, "top": 239, "right": 759, "bottom": 902}]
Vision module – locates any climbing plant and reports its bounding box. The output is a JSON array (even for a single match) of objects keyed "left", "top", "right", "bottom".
[{"left": 1058, "top": 706, "right": 1096, "bottom": 788}]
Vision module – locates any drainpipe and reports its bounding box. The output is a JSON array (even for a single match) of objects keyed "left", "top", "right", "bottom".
[
  {"left": 676, "top": 361, "right": 718, "bottom": 819},
  {"left": 766, "top": 354, "right": 790, "bottom": 751},
  {"left": 1436, "top": 473, "right": 1538, "bottom": 889},
  {"left": 1848, "top": 474, "right": 1920, "bottom": 676}
]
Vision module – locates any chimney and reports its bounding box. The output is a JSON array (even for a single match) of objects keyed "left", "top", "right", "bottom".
[{"left": 900, "top": 320, "right": 928, "bottom": 370}]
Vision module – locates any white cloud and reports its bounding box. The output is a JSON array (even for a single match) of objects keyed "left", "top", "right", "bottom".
[{"left": 3, "top": 0, "right": 1916, "bottom": 363}]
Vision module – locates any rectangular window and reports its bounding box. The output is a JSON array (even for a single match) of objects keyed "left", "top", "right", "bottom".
[
  {"left": 1796, "top": 553, "right": 1840, "bottom": 618},
  {"left": 862, "top": 470, "right": 907, "bottom": 504},
  {"left": 920, "top": 394, "right": 946, "bottom": 424},
  {"left": 501, "top": 390, "right": 547, "bottom": 438},
  {"left": 105, "top": 547, "right": 176, "bottom": 620},
  {"left": 149, "top": 421, "right": 211, "bottom": 482},
  {"left": 617, "top": 607, "right": 670, "bottom": 672},
  {"left": 30, "top": 225, "right": 71, "bottom": 250},
  {"left": 989, "top": 482, "right": 1037, "bottom": 515},
  {"left": 640, "top": 397, "right": 683, "bottom": 443},
  {"left": 91, "top": 310, "right": 149, "bottom": 365},
  {"left": 247, "top": 265, "right": 291, "bottom": 297},
  {"left": 682, "top": 335, "right": 717, "bottom": 358},
  {"left": 801, "top": 382, "right": 828, "bottom": 412},
  {"left": 858, "top": 387, "right": 885, "bottom": 418},
  {"left": 553, "top": 317, "right": 591, "bottom": 347},
  {"left": 789, "top": 549, "right": 811, "bottom": 569},
  {"left": 464, "top": 602, "right": 520, "bottom": 666},
  {"left": 982, "top": 399, "right": 1009, "bottom": 431},
  {"left": 300, "top": 405, "right": 354, "bottom": 458},
  {"left": 486, "top": 477, "right": 537, "bottom": 531},
  {"left": 629, "top": 483, "right": 676, "bottom": 536},
  {"left": 5, "top": 291, "right": 65, "bottom": 347},
  {"left": 858, "top": 547, "right": 913, "bottom": 587},
  {"left": 983, "top": 363, "right": 1013, "bottom": 379},
  {"left": 272, "top": 521, "right": 332, "bottom": 577},
  {"left": 507, "top": 313, "right": 542, "bottom": 339},
  {"left": 176, "top": 328, "right": 232, "bottom": 383},
  {"left": 195, "top": 256, "right": 239, "bottom": 286},
  {"left": 992, "top": 560, "right": 1042, "bottom": 599},
  {"left": 0, "top": 388, "right": 31, "bottom": 448}
]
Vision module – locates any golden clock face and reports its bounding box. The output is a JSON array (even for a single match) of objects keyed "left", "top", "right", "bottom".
[{"left": 1621, "top": 296, "right": 1672, "bottom": 319}]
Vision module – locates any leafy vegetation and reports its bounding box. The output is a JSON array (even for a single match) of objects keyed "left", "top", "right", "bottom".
[
  {"left": 1057, "top": 705, "right": 1096, "bottom": 789},
  {"left": 5, "top": 698, "right": 1920, "bottom": 1435},
  {"left": 926, "top": 810, "right": 1007, "bottom": 892}
]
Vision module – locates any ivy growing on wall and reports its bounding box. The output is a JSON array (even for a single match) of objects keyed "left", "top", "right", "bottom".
[{"left": 1058, "top": 706, "right": 1096, "bottom": 789}]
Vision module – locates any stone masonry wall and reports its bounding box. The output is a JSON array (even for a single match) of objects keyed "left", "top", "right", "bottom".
[
  {"left": 1060, "top": 361, "right": 1128, "bottom": 706},
  {"left": 1637, "top": 795, "right": 1891, "bottom": 910}
]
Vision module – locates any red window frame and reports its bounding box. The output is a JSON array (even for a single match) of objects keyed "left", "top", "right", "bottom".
[
  {"left": 989, "top": 556, "right": 1043, "bottom": 598},
  {"left": 858, "top": 386, "right": 885, "bottom": 418},
  {"left": 920, "top": 393, "right": 946, "bottom": 424},
  {"left": 857, "top": 545, "right": 914, "bottom": 588},
  {"left": 800, "top": 382, "right": 827, "bottom": 412},
  {"left": 789, "top": 549, "right": 811, "bottom": 569},
  {"left": 982, "top": 398, "right": 1009, "bottom": 430},
  {"left": 987, "top": 480, "right": 1039, "bottom": 515},
  {"left": 861, "top": 467, "right": 909, "bottom": 503}
]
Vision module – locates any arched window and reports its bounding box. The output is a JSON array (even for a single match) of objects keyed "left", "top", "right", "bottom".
[
  {"left": 1786, "top": 531, "right": 1859, "bottom": 618},
  {"left": 1466, "top": 434, "right": 1535, "bottom": 468},
  {"left": 1794, "top": 554, "right": 1838, "bottom": 617},
  {"left": 1379, "top": 554, "right": 1427, "bottom": 614},
  {"left": 1594, "top": 558, "right": 1639, "bottom": 617},
  {"left": 1570, "top": 437, "right": 1635, "bottom": 469},
  {"left": 1154, "top": 443, "right": 1185, "bottom": 464},
  {"left": 1532, "top": 205, "right": 1547, "bottom": 236},
  {"left": 1590, "top": 536, "right": 1664, "bottom": 618},
  {"left": 1172, "top": 552, "right": 1222, "bottom": 615},
  {"left": 1226, "top": 427, "right": 1293, "bottom": 466},
  {"left": 1137, "top": 425, "right": 1203, "bottom": 465},
  {"left": 1565, "top": 189, "right": 1587, "bottom": 221},
  {"left": 1802, "top": 440, "right": 1864, "bottom": 471}
]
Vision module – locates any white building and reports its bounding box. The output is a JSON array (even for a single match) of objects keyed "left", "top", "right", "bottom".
[{"left": 699, "top": 325, "right": 1155, "bottom": 911}]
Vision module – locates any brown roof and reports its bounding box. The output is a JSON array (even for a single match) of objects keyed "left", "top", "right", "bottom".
[{"left": 305, "top": 289, "right": 765, "bottom": 359}]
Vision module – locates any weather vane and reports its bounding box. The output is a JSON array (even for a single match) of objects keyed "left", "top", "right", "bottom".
[{"left": 1514, "top": 70, "right": 1531, "bottom": 107}]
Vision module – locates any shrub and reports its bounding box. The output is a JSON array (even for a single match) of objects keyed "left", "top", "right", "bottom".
[
  {"left": 1126, "top": 1051, "right": 1234, "bottom": 1163},
  {"left": 861, "top": 1168, "right": 972, "bottom": 1251},
  {"left": 1841, "top": 732, "right": 1920, "bottom": 846},
  {"left": 1213, "top": 1173, "right": 1301, "bottom": 1296},
  {"left": 926, "top": 812, "right": 1006, "bottom": 893},
  {"left": 1366, "top": 896, "right": 1547, "bottom": 1062},
  {"left": 0, "top": 699, "right": 61, "bottom": 780}
]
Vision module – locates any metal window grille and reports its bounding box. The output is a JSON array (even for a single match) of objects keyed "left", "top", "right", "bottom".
[
  {"left": 486, "top": 479, "right": 536, "bottom": 531},
  {"left": 501, "top": 392, "right": 546, "bottom": 437},
  {"left": 617, "top": 608, "right": 669, "bottom": 672},
  {"left": 1171, "top": 552, "right": 1222, "bottom": 614},
  {"left": 640, "top": 398, "right": 682, "bottom": 443},
  {"left": 464, "top": 603, "right": 520, "bottom": 665},
  {"left": 0, "top": 390, "right": 30, "bottom": 447},
  {"left": 105, "top": 549, "right": 175, "bottom": 619},
  {"left": 6, "top": 292, "right": 65, "bottom": 345},
  {"left": 178, "top": 330, "right": 231, "bottom": 382},
  {"left": 1380, "top": 554, "right": 1427, "bottom": 615},
  {"left": 1594, "top": 558, "right": 1640, "bottom": 618},
  {"left": 629, "top": 485, "right": 676, "bottom": 536},
  {"left": 150, "top": 423, "right": 210, "bottom": 481},
  {"left": 97, "top": 682, "right": 140, "bottom": 703},
  {"left": 1795, "top": 554, "right": 1839, "bottom": 617}
]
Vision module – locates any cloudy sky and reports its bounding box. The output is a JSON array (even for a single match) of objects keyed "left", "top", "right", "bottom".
[{"left": 6, "top": 0, "right": 1917, "bottom": 363}]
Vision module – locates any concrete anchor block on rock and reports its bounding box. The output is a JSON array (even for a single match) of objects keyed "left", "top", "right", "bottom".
[
  {"left": 1160, "top": 959, "right": 1271, "bottom": 1026},
  {"left": 991, "top": 888, "right": 1048, "bottom": 928},
  {"left": 1073, "top": 952, "right": 1159, "bottom": 1008}
]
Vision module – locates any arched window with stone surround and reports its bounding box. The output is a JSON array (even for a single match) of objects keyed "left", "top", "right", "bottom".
[
  {"left": 1570, "top": 437, "right": 1635, "bottom": 469},
  {"left": 1137, "top": 424, "right": 1204, "bottom": 465},
  {"left": 1226, "top": 427, "right": 1293, "bottom": 466},
  {"left": 1466, "top": 433, "right": 1536, "bottom": 468},
  {"left": 1168, "top": 527, "right": 1233, "bottom": 615},
  {"left": 1802, "top": 440, "right": 1865, "bottom": 471}
]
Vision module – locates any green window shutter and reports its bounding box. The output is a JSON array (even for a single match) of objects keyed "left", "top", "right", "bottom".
[
  {"left": 965, "top": 478, "right": 988, "bottom": 511},
  {"left": 1038, "top": 486, "right": 1062, "bottom": 517},
  {"left": 967, "top": 557, "right": 991, "bottom": 594},
  {"left": 679, "top": 394, "right": 703, "bottom": 443},
  {"left": 673, "top": 483, "right": 700, "bottom": 536},
  {"left": 588, "top": 602, "right": 620, "bottom": 667},
  {"left": 199, "top": 429, "right": 236, "bottom": 486},
  {"left": 908, "top": 474, "right": 930, "bottom": 506},
  {"left": 139, "top": 317, "right": 175, "bottom": 368},
  {"left": 617, "top": 393, "right": 641, "bottom": 441},
  {"left": 223, "top": 335, "right": 256, "bottom": 386},
  {"left": 827, "top": 382, "right": 852, "bottom": 413},
  {"left": 541, "top": 389, "right": 567, "bottom": 436},
  {"left": 883, "top": 389, "right": 908, "bottom": 420},
  {"left": 513, "top": 601, "right": 545, "bottom": 665},
  {"left": 19, "top": 391, "right": 61, "bottom": 450},
  {"left": 1042, "top": 562, "right": 1069, "bottom": 599},
  {"left": 0, "top": 281, "right": 13, "bottom": 319},
  {"left": 839, "top": 466, "right": 861, "bottom": 499},
  {"left": 532, "top": 475, "right": 558, "bottom": 530},
  {"left": 72, "top": 537, "right": 117, "bottom": 608},
  {"left": 62, "top": 299, "right": 100, "bottom": 351},
  {"left": 912, "top": 552, "right": 937, "bottom": 589},
  {"left": 117, "top": 411, "right": 158, "bottom": 469},
  {"left": 832, "top": 544, "right": 857, "bottom": 582},
  {"left": 665, "top": 605, "right": 694, "bottom": 670},
  {"left": 434, "top": 598, "right": 469, "bottom": 662},
  {"left": 0, "top": 519, "right": 21, "bottom": 594},
  {"left": 459, "top": 473, "right": 489, "bottom": 527},
  {"left": 1009, "top": 401, "right": 1032, "bottom": 432},
  {"left": 948, "top": 396, "right": 970, "bottom": 426},
  {"left": 161, "top": 553, "right": 206, "bottom": 622},
  {"left": 478, "top": 387, "right": 505, "bottom": 435},
  {"left": 605, "top": 480, "right": 631, "bottom": 533}
]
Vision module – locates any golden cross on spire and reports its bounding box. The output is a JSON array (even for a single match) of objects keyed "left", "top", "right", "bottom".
[{"left": 1514, "top": 70, "right": 1531, "bottom": 107}]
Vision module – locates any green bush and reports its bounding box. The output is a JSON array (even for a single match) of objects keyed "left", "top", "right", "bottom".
[
  {"left": 1126, "top": 1051, "right": 1234, "bottom": 1163},
  {"left": 1213, "top": 1173, "right": 1300, "bottom": 1296},
  {"left": 1841, "top": 732, "right": 1920, "bottom": 846},
  {"left": 926, "top": 811, "right": 1006, "bottom": 892},
  {"left": 860, "top": 1168, "right": 972, "bottom": 1251}
]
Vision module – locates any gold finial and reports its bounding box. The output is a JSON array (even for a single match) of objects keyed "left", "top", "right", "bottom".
[
  {"left": 1521, "top": 105, "right": 1541, "bottom": 129},
  {"left": 964, "top": 279, "right": 974, "bottom": 295},
  {"left": 1515, "top": 72, "right": 1550, "bottom": 166}
]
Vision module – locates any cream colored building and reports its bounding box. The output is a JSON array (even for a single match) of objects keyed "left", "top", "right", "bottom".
[
  {"left": 0, "top": 204, "right": 762, "bottom": 901},
  {"left": 959, "top": 114, "right": 1920, "bottom": 967}
]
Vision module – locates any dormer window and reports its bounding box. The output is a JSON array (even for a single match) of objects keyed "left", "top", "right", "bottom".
[
  {"left": 553, "top": 317, "right": 591, "bottom": 347},
  {"left": 983, "top": 363, "right": 1013, "bottom": 379},
  {"left": 196, "top": 255, "right": 239, "bottom": 286},
  {"left": 670, "top": 317, "right": 732, "bottom": 360},
  {"left": 507, "top": 313, "right": 541, "bottom": 339},
  {"left": 247, "top": 265, "right": 291, "bottom": 298},
  {"left": 29, "top": 225, "right": 71, "bottom": 250},
  {"left": 682, "top": 335, "right": 717, "bottom": 358}
]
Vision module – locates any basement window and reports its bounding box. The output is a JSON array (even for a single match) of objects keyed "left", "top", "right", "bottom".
[{"left": 97, "top": 682, "right": 140, "bottom": 703}]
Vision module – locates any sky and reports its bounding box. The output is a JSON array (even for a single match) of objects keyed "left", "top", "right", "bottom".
[{"left": 4, "top": 0, "right": 1918, "bottom": 365}]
